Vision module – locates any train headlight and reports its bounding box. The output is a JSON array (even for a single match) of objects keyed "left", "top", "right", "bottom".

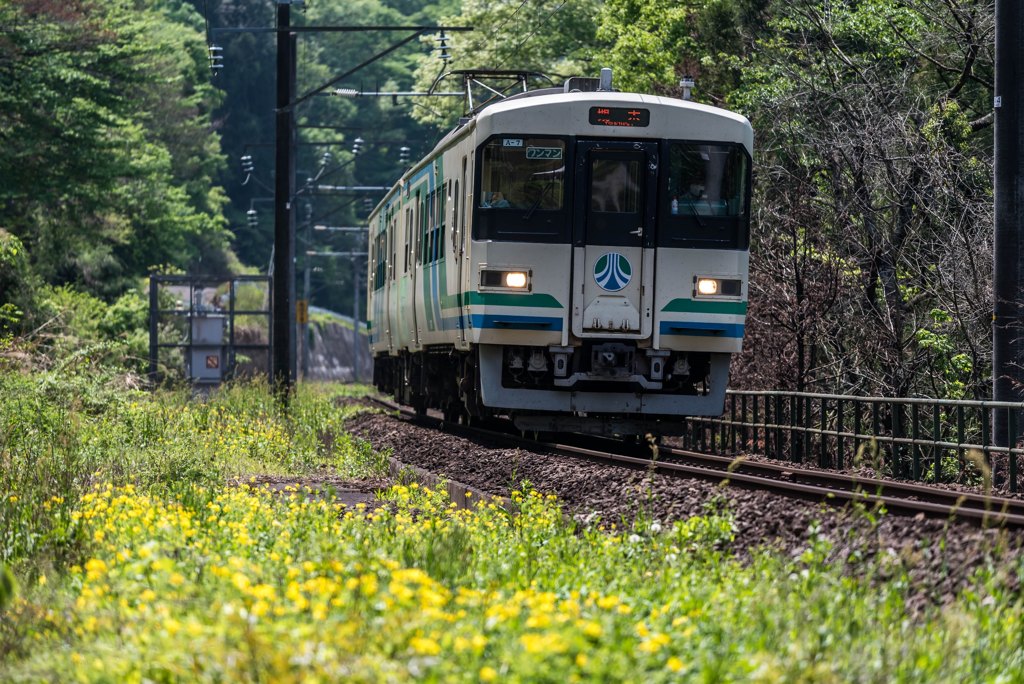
[
  {"left": 694, "top": 277, "right": 742, "bottom": 297},
  {"left": 481, "top": 269, "right": 531, "bottom": 291},
  {"left": 696, "top": 278, "right": 719, "bottom": 295},
  {"left": 505, "top": 271, "right": 528, "bottom": 288}
]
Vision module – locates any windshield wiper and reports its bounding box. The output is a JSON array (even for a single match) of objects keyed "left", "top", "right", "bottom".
[
  {"left": 684, "top": 200, "right": 706, "bottom": 229},
  {"left": 522, "top": 180, "right": 556, "bottom": 221}
]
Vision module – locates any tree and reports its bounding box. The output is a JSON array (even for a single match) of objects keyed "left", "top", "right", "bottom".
[
  {"left": 732, "top": 0, "right": 994, "bottom": 397},
  {"left": 0, "top": 0, "right": 233, "bottom": 297}
]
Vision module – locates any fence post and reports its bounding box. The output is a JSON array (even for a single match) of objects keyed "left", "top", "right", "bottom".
[{"left": 1011, "top": 408, "right": 1019, "bottom": 494}]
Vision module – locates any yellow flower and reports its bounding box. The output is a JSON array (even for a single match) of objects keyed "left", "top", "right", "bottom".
[
  {"left": 576, "top": 653, "right": 589, "bottom": 668},
  {"left": 637, "top": 632, "right": 670, "bottom": 654},
  {"left": 521, "top": 633, "right": 567, "bottom": 654},
  {"left": 479, "top": 666, "right": 498, "bottom": 682},
  {"left": 84, "top": 558, "right": 107, "bottom": 581},
  {"left": 667, "top": 657, "right": 685, "bottom": 672},
  {"left": 410, "top": 637, "right": 441, "bottom": 655}
]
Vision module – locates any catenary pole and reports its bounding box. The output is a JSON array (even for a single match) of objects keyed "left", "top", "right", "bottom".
[
  {"left": 272, "top": 0, "right": 296, "bottom": 399},
  {"left": 993, "top": 0, "right": 1024, "bottom": 446},
  {"left": 993, "top": 0, "right": 1024, "bottom": 447}
]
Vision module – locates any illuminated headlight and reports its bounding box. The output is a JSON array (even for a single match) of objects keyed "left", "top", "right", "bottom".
[
  {"left": 693, "top": 277, "right": 742, "bottom": 297},
  {"left": 480, "top": 269, "right": 531, "bottom": 291},
  {"left": 696, "top": 278, "right": 719, "bottom": 295},
  {"left": 504, "top": 271, "right": 527, "bottom": 288}
]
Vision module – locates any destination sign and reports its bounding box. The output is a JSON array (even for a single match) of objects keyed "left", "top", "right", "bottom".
[{"left": 589, "top": 106, "right": 650, "bottom": 127}]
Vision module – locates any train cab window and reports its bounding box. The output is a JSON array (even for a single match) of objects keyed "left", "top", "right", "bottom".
[
  {"left": 661, "top": 142, "right": 750, "bottom": 249},
  {"left": 474, "top": 136, "right": 570, "bottom": 243},
  {"left": 590, "top": 158, "right": 642, "bottom": 214}
]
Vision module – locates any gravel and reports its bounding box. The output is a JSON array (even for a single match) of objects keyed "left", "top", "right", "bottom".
[{"left": 343, "top": 404, "right": 1023, "bottom": 606}]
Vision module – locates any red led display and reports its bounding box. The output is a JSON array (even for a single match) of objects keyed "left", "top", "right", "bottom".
[{"left": 588, "top": 106, "right": 650, "bottom": 127}]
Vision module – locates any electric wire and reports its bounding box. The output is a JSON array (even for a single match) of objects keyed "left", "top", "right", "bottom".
[{"left": 496, "top": 0, "right": 568, "bottom": 71}]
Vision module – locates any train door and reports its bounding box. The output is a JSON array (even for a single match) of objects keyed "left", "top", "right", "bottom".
[{"left": 572, "top": 140, "right": 658, "bottom": 338}]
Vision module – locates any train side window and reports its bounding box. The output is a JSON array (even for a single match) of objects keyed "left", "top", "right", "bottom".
[{"left": 404, "top": 207, "right": 410, "bottom": 272}]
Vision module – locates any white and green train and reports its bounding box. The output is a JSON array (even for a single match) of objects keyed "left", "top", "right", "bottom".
[{"left": 367, "top": 73, "right": 752, "bottom": 436}]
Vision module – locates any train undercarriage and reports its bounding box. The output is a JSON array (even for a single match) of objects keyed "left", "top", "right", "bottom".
[{"left": 372, "top": 343, "right": 729, "bottom": 437}]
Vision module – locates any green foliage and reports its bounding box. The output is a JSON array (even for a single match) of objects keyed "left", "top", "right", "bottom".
[
  {"left": 0, "top": 0, "right": 233, "bottom": 299},
  {"left": 0, "top": 565, "right": 15, "bottom": 611},
  {"left": 409, "top": 0, "right": 604, "bottom": 128},
  {"left": 0, "top": 232, "right": 38, "bottom": 335}
]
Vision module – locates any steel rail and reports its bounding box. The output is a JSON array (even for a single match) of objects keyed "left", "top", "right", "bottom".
[{"left": 364, "top": 397, "right": 1024, "bottom": 529}]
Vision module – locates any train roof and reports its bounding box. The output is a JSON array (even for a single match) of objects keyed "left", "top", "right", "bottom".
[{"left": 375, "top": 89, "right": 753, "bottom": 217}]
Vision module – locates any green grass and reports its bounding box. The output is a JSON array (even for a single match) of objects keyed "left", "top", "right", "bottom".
[
  {"left": 0, "top": 369, "right": 385, "bottom": 575},
  {"left": 0, "top": 368, "right": 1021, "bottom": 682}
]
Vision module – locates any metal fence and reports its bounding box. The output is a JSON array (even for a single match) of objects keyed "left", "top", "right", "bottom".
[{"left": 682, "top": 391, "right": 1024, "bottom": 493}]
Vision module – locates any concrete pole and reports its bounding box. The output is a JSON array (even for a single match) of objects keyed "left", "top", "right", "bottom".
[{"left": 993, "top": 0, "right": 1024, "bottom": 447}]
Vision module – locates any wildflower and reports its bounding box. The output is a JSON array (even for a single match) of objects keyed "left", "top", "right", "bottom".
[
  {"left": 410, "top": 637, "right": 441, "bottom": 655},
  {"left": 667, "top": 657, "right": 685, "bottom": 672},
  {"left": 84, "top": 558, "right": 107, "bottom": 581},
  {"left": 479, "top": 666, "right": 498, "bottom": 682},
  {"left": 637, "top": 632, "right": 670, "bottom": 653},
  {"left": 579, "top": 620, "right": 603, "bottom": 639}
]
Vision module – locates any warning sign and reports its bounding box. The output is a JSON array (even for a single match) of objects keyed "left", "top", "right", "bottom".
[{"left": 205, "top": 355, "right": 220, "bottom": 369}]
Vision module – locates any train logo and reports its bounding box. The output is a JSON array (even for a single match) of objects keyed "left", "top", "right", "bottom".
[{"left": 594, "top": 253, "right": 632, "bottom": 291}]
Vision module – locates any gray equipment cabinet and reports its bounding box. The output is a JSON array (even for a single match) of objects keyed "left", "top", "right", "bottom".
[{"left": 149, "top": 275, "right": 272, "bottom": 386}]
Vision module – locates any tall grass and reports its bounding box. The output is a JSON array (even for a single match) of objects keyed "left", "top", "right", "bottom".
[{"left": 0, "top": 367, "right": 384, "bottom": 574}]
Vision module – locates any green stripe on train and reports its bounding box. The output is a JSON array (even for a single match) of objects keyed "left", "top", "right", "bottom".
[
  {"left": 440, "top": 292, "right": 563, "bottom": 309},
  {"left": 661, "top": 299, "right": 747, "bottom": 315}
]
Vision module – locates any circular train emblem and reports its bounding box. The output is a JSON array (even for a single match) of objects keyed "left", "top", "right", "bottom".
[{"left": 594, "top": 252, "right": 632, "bottom": 291}]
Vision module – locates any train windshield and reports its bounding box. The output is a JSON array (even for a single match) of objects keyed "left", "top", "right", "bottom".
[
  {"left": 661, "top": 142, "right": 750, "bottom": 249},
  {"left": 479, "top": 137, "right": 566, "bottom": 212},
  {"left": 475, "top": 135, "right": 570, "bottom": 243}
]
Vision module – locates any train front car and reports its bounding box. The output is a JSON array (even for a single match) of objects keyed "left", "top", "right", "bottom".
[
  {"left": 468, "top": 89, "right": 752, "bottom": 436},
  {"left": 366, "top": 80, "right": 752, "bottom": 437}
]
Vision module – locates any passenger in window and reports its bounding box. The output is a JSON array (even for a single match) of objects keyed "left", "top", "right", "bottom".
[{"left": 482, "top": 191, "right": 510, "bottom": 208}]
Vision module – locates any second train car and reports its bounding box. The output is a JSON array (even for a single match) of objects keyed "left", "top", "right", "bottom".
[{"left": 367, "top": 71, "right": 752, "bottom": 436}]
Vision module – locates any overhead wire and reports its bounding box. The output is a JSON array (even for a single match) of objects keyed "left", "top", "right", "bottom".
[{"left": 496, "top": 0, "right": 569, "bottom": 71}]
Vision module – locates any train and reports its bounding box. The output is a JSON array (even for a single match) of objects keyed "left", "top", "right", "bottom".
[{"left": 366, "top": 69, "right": 752, "bottom": 436}]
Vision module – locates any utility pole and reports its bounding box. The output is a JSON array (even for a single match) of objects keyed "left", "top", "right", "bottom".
[
  {"left": 993, "top": 0, "right": 1024, "bottom": 445},
  {"left": 272, "top": 0, "right": 297, "bottom": 398}
]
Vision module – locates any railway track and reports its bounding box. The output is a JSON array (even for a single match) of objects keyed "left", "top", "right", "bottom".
[{"left": 367, "top": 397, "right": 1024, "bottom": 529}]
